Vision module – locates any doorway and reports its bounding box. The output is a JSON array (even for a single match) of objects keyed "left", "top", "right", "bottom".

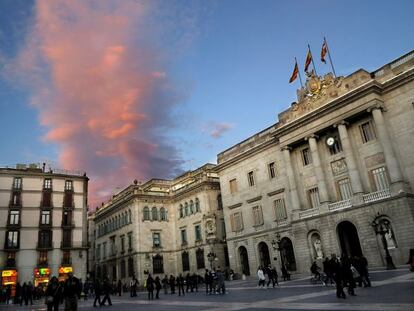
[
  {"left": 258, "top": 242, "right": 271, "bottom": 267},
  {"left": 238, "top": 246, "right": 250, "bottom": 276},
  {"left": 280, "top": 237, "right": 297, "bottom": 271},
  {"left": 337, "top": 221, "right": 363, "bottom": 257}
]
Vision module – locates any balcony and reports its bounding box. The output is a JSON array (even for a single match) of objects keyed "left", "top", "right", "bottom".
[
  {"left": 37, "top": 242, "right": 53, "bottom": 250},
  {"left": 328, "top": 199, "right": 352, "bottom": 212},
  {"left": 363, "top": 189, "right": 391, "bottom": 204},
  {"left": 298, "top": 207, "right": 320, "bottom": 219}
]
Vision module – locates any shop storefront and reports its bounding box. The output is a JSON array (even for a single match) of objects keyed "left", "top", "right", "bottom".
[
  {"left": 1, "top": 269, "right": 18, "bottom": 296},
  {"left": 58, "top": 266, "right": 73, "bottom": 282},
  {"left": 34, "top": 267, "right": 50, "bottom": 287}
]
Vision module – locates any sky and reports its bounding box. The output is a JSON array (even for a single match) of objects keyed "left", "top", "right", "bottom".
[{"left": 1, "top": 0, "right": 413, "bottom": 208}]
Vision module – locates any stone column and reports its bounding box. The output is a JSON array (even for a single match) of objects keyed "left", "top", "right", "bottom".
[
  {"left": 336, "top": 121, "right": 364, "bottom": 194},
  {"left": 370, "top": 106, "right": 404, "bottom": 188},
  {"left": 307, "top": 135, "right": 330, "bottom": 204},
  {"left": 282, "top": 147, "right": 301, "bottom": 213}
]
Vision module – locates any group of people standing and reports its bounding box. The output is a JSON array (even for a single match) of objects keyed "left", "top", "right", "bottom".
[{"left": 257, "top": 265, "right": 280, "bottom": 288}]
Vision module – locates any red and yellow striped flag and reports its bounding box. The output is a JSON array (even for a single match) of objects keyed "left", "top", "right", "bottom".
[
  {"left": 289, "top": 61, "right": 299, "bottom": 83},
  {"left": 321, "top": 40, "right": 327, "bottom": 64},
  {"left": 304, "top": 49, "right": 312, "bottom": 73}
]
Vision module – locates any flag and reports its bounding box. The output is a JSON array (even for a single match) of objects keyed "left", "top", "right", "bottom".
[
  {"left": 321, "top": 40, "right": 327, "bottom": 64},
  {"left": 289, "top": 61, "right": 299, "bottom": 83},
  {"left": 304, "top": 49, "right": 312, "bottom": 73}
]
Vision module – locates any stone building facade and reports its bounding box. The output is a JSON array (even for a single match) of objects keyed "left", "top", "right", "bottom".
[
  {"left": 92, "top": 164, "right": 226, "bottom": 283},
  {"left": 0, "top": 164, "right": 89, "bottom": 287},
  {"left": 216, "top": 51, "right": 414, "bottom": 276}
]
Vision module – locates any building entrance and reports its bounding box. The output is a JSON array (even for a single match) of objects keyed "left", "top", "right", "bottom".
[
  {"left": 238, "top": 246, "right": 250, "bottom": 276},
  {"left": 258, "top": 242, "right": 271, "bottom": 267},
  {"left": 337, "top": 221, "right": 363, "bottom": 257},
  {"left": 280, "top": 237, "right": 297, "bottom": 271}
]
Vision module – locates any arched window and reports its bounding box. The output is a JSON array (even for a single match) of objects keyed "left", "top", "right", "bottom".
[
  {"left": 152, "top": 207, "right": 158, "bottom": 221},
  {"left": 160, "top": 207, "right": 166, "bottom": 221},
  {"left": 143, "top": 206, "right": 150, "bottom": 221},
  {"left": 179, "top": 205, "right": 184, "bottom": 218},
  {"left": 189, "top": 200, "right": 194, "bottom": 214},
  {"left": 185, "top": 202, "right": 189, "bottom": 216},
  {"left": 128, "top": 210, "right": 132, "bottom": 223},
  {"left": 195, "top": 198, "right": 200, "bottom": 212}
]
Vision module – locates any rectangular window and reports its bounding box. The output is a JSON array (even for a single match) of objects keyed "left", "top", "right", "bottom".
[
  {"left": 62, "top": 251, "right": 71, "bottom": 265},
  {"left": 103, "top": 242, "right": 107, "bottom": 259},
  {"left": 13, "top": 177, "right": 22, "bottom": 190},
  {"left": 153, "top": 232, "right": 161, "bottom": 247},
  {"left": 96, "top": 244, "right": 101, "bottom": 260},
  {"left": 121, "top": 235, "right": 125, "bottom": 253},
  {"left": 268, "top": 162, "right": 276, "bottom": 179},
  {"left": 302, "top": 148, "right": 312, "bottom": 166},
  {"left": 11, "top": 192, "right": 21, "bottom": 206},
  {"left": 9, "top": 210, "right": 20, "bottom": 225},
  {"left": 42, "top": 192, "right": 51, "bottom": 208},
  {"left": 247, "top": 171, "right": 255, "bottom": 186},
  {"left": 6, "top": 231, "right": 19, "bottom": 248},
  {"left": 360, "top": 121, "right": 376, "bottom": 143},
  {"left": 337, "top": 178, "right": 353, "bottom": 200},
  {"left": 181, "top": 229, "right": 187, "bottom": 245},
  {"left": 127, "top": 232, "right": 133, "bottom": 251},
  {"left": 308, "top": 187, "right": 320, "bottom": 209},
  {"left": 194, "top": 225, "right": 202, "bottom": 241},
  {"left": 229, "top": 178, "right": 238, "bottom": 194},
  {"left": 38, "top": 251, "right": 48, "bottom": 265},
  {"left": 44, "top": 178, "right": 52, "bottom": 190},
  {"left": 371, "top": 167, "right": 389, "bottom": 191},
  {"left": 110, "top": 236, "right": 116, "bottom": 256},
  {"left": 252, "top": 206, "right": 263, "bottom": 226},
  {"left": 63, "top": 192, "right": 73, "bottom": 208},
  {"left": 62, "top": 229, "right": 71, "bottom": 247},
  {"left": 230, "top": 212, "right": 243, "bottom": 232},
  {"left": 65, "top": 180, "right": 73, "bottom": 191},
  {"left": 120, "top": 260, "right": 126, "bottom": 278},
  {"left": 274, "top": 198, "right": 287, "bottom": 221},
  {"left": 40, "top": 210, "right": 51, "bottom": 225},
  {"left": 39, "top": 230, "right": 52, "bottom": 248},
  {"left": 62, "top": 210, "right": 72, "bottom": 226}
]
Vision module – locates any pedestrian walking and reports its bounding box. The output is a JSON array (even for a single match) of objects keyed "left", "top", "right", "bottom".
[
  {"left": 177, "top": 274, "right": 185, "bottom": 296},
  {"left": 130, "top": 276, "right": 138, "bottom": 297},
  {"left": 331, "top": 256, "right": 346, "bottom": 299},
  {"left": 14, "top": 282, "right": 21, "bottom": 305},
  {"left": 204, "top": 269, "right": 212, "bottom": 295},
  {"left": 257, "top": 266, "right": 266, "bottom": 288},
  {"left": 63, "top": 273, "right": 81, "bottom": 311},
  {"left": 146, "top": 274, "right": 154, "bottom": 300},
  {"left": 155, "top": 276, "right": 162, "bottom": 299},
  {"left": 117, "top": 280, "right": 122, "bottom": 296},
  {"left": 45, "top": 276, "right": 62, "bottom": 311},
  {"left": 93, "top": 279, "right": 101, "bottom": 307},
  {"left": 281, "top": 264, "right": 290, "bottom": 281},
  {"left": 5, "top": 285, "right": 11, "bottom": 305},
  {"left": 100, "top": 278, "right": 112, "bottom": 306}
]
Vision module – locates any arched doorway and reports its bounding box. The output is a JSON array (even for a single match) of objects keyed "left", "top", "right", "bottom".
[
  {"left": 238, "top": 246, "right": 250, "bottom": 276},
  {"left": 258, "top": 242, "right": 271, "bottom": 267},
  {"left": 280, "top": 237, "right": 297, "bottom": 271},
  {"left": 337, "top": 221, "right": 363, "bottom": 257}
]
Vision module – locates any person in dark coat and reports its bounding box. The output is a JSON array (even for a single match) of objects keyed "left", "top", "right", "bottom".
[
  {"left": 5, "top": 285, "right": 11, "bottom": 305},
  {"left": 341, "top": 256, "right": 356, "bottom": 296},
  {"left": 177, "top": 274, "right": 185, "bottom": 296},
  {"left": 93, "top": 279, "right": 101, "bottom": 307},
  {"left": 358, "top": 256, "right": 371, "bottom": 287},
  {"left": 154, "top": 276, "right": 162, "bottom": 299},
  {"left": 21, "top": 282, "right": 29, "bottom": 306},
  {"left": 281, "top": 264, "right": 290, "bottom": 281},
  {"left": 169, "top": 275, "right": 176, "bottom": 294},
  {"left": 185, "top": 273, "right": 191, "bottom": 292},
  {"left": 191, "top": 273, "right": 198, "bottom": 292},
  {"left": 45, "top": 276, "right": 62, "bottom": 311},
  {"left": 204, "top": 269, "right": 212, "bottom": 295},
  {"left": 331, "top": 256, "right": 346, "bottom": 299},
  {"left": 100, "top": 278, "right": 112, "bottom": 306},
  {"left": 117, "top": 280, "right": 122, "bottom": 296},
  {"left": 146, "top": 274, "right": 154, "bottom": 300},
  {"left": 14, "top": 282, "right": 21, "bottom": 305},
  {"left": 63, "top": 273, "right": 81, "bottom": 311}
]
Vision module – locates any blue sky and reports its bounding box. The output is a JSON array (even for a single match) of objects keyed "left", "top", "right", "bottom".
[{"left": 0, "top": 0, "right": 413, "bottom": 203}]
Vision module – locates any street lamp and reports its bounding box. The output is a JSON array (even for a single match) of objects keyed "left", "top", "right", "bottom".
[
  {"left": 371, "top": 216, "right": 396, "bottom": 270},
  {"left": 207, "top": 252, "right": 216, "bottom": 270}
]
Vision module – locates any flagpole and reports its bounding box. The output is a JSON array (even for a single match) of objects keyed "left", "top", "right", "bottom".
[
  {"left": 296, "top": 57, "right": 303, "bottom": 88},
  {"left": 308, "top": 44, "right": 318, "bottom": 76},
  {"left": 324, "top": 37, "right": 337, "bottom": 78}
]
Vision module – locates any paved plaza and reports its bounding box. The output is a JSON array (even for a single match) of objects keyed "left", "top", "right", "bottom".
[{"left": 1, "top": 268, "right": 413, "bottom": 311}]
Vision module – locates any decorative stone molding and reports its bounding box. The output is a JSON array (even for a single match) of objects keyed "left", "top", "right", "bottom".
[
  {"left": 246, "top": 196, "right": 262, "bottom": 204},
  {"left": 227, "top": 202, "right": 242, "bottom": 210},
  {"left": 267, "top": 188, "right": 285, "bottom": 197}
]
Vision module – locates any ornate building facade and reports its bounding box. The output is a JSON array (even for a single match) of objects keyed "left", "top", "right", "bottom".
[
  {"left": 91, "top": 164, "right": 227, "bottom": 282},
  {"left": 0, "top": 164, "right": 89, "bottom": 288},
  {"left": 216, "top": 51, "right": 414, "bottom": 275}
]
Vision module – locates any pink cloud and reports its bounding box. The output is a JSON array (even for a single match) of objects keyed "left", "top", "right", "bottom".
[
  {"left": 12, "top": 1, "right": 186, "bottom": 208},
  {"left": 206, "top": 122, "right": 234, "bottom": 139}
]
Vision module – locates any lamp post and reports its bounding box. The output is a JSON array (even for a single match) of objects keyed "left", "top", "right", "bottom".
[
  {"left": 207, "top": 252, "right": 216, "bottom": 270},
  {"left": 271, "top": 233, "right": 284, "bottom": 268},
  {"left": 371, "top": 217, "right": 396, "bottom": 270}
]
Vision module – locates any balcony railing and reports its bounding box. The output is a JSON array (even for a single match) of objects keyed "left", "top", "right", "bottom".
[
  {"left": 328, "top": 199, "right": 352, "bottom": 212},
  {"left": 363, "top": 189, "right": 391, "bottom": 204},
  {"left": 298, "top": 207, "right": 320, "bottom": 219},
  {"left": 276, "top": 219, "right": 289, "bottom": 227}
]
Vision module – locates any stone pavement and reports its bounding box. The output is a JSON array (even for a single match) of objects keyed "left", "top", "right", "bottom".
[{"left": 1, "top": 268, "right": 413, "bottom": 311}]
